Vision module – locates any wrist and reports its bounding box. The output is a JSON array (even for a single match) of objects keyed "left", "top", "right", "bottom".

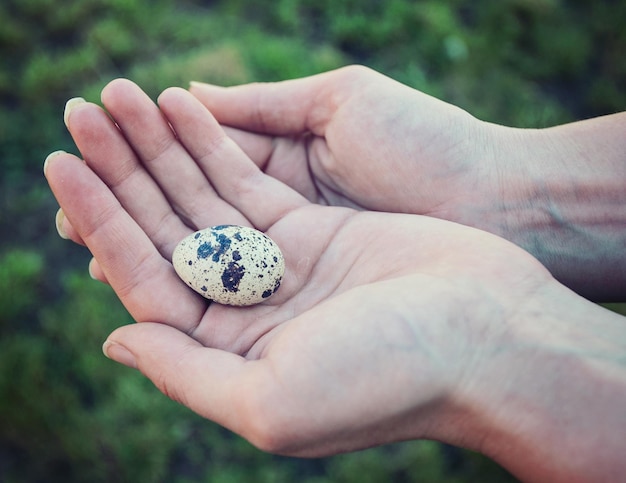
[
  {"left": 482, "top": 114, "right": 626, "bottom": 301},
  {"left": 456, "top": 281, "right": 626, "bottom": 482}
]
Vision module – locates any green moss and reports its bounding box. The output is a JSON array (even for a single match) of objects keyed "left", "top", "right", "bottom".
[{"left": 0, "top": 250, "right": 44, "bottom": 327}]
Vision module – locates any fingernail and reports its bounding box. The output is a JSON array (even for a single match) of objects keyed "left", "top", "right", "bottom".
[
  {"left": 55, "top": 208, "right": 69, "bottom": 239},
  {"left": 88, "top": 257, "right": 106, "bottom": 282},
  {"left": 88, "top": 258, "right": 97, "bottom": 280},
  {"left": 43, "top": 150, "right": 65, "bottom": 176},
  {"left": 103, "top": 340, "right": 137, "bottom": 369},
  {"left": 64, "top": 97, "right": 86, "bottom": 128},
  {"left": 189, "top": 80, "right": 217, "bottom": 90}
]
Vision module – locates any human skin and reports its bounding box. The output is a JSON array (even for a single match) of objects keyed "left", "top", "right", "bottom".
[
  {"left": 45, "top": 80, "right": 626, "bottom": 482},
  {"left": 189, "top": 65, "right": 626, "bottom": 302}
]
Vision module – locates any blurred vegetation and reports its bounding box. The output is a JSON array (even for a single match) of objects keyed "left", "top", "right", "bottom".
[{"left": 0, "top": 0, "right": 624, "bottom": 481}]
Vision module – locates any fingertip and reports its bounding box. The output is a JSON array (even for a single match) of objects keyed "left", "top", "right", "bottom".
[
  {"left": 188, "top": 80, "right": 208, "bottom": 90},
  {"left": 102, "top": 339, "right": 137, "bottom": 369},
  {"left": 188, "top": 80, "right": 223, "bottom": 96},
  {"left": 43, "top": 150, "right": 66, "bottom": 177},
  {"left": 101, "top": 77, "right": 137, "bottom": 94},
  {"left": 158, "top": 87, "right": 221, "bottom": 132},
  {"left": 55, "top": 208, "right": 69, "bottom": 239},
  {"left": 44, "top": 151, "right": 88, "bottom": 192},
  {"left": 101, "top": 78, "right": 146, "bottom": 109},
  {"left": 157, "top": 86, "right": 195, "bottom": 107},
  {"left": 188, "top": 81, "right": 210, "bottom": 108},
  {"left": 64, "top": 97, "right": 86, "bottom": 128},
  {"left": 53, "top": 206, "right": 86, "bottom": 246},
  {"left": 89, "top": 257, "right": 108, "bottom": 283}
]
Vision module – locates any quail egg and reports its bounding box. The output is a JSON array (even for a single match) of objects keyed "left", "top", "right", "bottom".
[{"left": 172, "top": 225, "right": 285, "bottom": 306}]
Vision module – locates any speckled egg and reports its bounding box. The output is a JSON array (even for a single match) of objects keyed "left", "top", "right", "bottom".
[{"left": 172, "top": 225, "right": 285, "bottom": 306}]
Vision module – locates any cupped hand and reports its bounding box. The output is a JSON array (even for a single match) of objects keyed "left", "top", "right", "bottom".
[
  {"left": 45, "top": 80, "right": 553, "bottom": 457},
  {"left": 189, "top": 65, "right": 509, "bottom": 226},
  {"left": 192, "top": 66, "right": 626, "bottom": 303}
]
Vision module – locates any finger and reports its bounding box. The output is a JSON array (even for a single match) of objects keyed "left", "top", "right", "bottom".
[
  {"left": 99, "top": 79, "right": 249, "bottom": 230},
  {"left": 158, "top": 88, "right": 310, "bottom": 231},
  {"left": 45, "top": 152, "right": 206, "bottom": 332},
  {"left": 188, "top": 68, "right": 347, "bottom": 136},
  {"left": 222, "top": 127, "right": 320, "bottom": 203},
  {"left": 222, "top": 126, "right": 275, "bottom": 169},
  {"left": 64, "top": 98, "right": 192, "bottom": 257},
  {"left": 103, "top": 322, "right": 263, "bottom": 440}
]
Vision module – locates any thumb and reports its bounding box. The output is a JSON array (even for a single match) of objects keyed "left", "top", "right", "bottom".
[
  {"left": 102, "top": 323, "right": 255, "bottom": 433},
  {"left": 188, "top": 70, "right": 340, "bottom": 136}
]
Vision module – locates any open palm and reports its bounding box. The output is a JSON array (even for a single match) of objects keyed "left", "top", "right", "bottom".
[{"left": 46, "top": 80, "right": 553, "bottom": 457}]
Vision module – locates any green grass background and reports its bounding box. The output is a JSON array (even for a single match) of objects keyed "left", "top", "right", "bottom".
[{"left": 1, "top": 0, "right": 624, "bottom": 481}]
